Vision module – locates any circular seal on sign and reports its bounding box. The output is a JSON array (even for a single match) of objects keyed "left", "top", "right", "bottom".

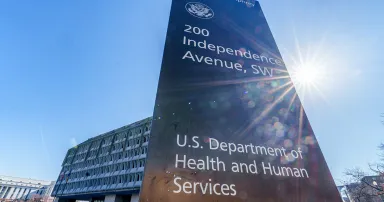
[{"left": 185, "top": 2, "right": 214, "bottom": 19}]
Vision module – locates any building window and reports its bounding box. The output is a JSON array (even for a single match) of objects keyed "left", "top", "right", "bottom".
[
  {"left": 128, "top": 175, "right": 133, "bottom": 182},
  {"left": 129, "top": 161, "right": 133, "bottom": 169}
]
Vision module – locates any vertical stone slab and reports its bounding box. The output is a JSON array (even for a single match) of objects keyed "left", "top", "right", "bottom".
[{"left": 140, "top": 0, "right": 342, "bottom": 202}]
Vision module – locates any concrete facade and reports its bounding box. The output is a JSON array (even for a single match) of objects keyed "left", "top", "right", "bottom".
[
  {"left": 0, "top": 175, "right": 55, "bottom": 201},
  {"left": 52, "top": 118, "right": 151, "bottom": 202},
  {"left": 128, "top": 194, "right": 138, "bottom": 202}
]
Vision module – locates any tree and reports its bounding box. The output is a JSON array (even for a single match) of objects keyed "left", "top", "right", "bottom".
[
  {"left": 342, "top": 144, "right": 384, "bottom": 202},
  {"left": 29, "top": 194, "right": 43, "bottom": 202}
]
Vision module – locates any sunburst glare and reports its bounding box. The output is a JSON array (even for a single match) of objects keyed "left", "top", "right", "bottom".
[
  {"left": 283, "top": 37, "right": 330, "bottom": 104},
  {"left": 292, "top": 65, "right": 321, "bottom": 86}
]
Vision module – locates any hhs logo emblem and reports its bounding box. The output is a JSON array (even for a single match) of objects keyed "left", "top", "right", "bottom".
[{"left": 185, "top": 2, "right": 214, "bottom": 19}]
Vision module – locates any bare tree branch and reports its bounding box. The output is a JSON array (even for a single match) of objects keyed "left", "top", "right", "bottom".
[
  {"left": 361, "top": 179, "right": 383, "bottom": 192},
  {"left": 342, "top": 142, "right": 384, "bottom": 201}
]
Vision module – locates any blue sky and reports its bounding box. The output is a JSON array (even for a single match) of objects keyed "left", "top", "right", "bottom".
[{"left": 0, "top": 0, "right": 383, "bottom": 185}]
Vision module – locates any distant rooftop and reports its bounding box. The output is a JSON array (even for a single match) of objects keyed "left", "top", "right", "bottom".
[{"left": 0, "top": 175, "right": 54, "bottom": 186}]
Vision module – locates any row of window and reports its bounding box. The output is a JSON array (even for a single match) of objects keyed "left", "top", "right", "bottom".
[
  {"left": 65, "top": 122, "right": 150, "bottom": 157},
  {"left": 73, "top": 153, "right": 87, "bottom": 163},
  {"left": 70, "top": 135, "right": 149, "bottom": 164},
  {"left": 10, "top": 188, "right": 26, "bottom": 199},
  {"left": 64, "top": 156, "right": 74, "bottom": 166},
  {"left": 101, "top": 136, "right": 114, "bottom": 147},
  {"left": 99, "top": 125, "right": 150, "bottom": 147},
  {"left": 72, "top": 135, "right": 149, "bottom": 163},
  {"left": 114, "top": 133, "right": 126, "bottom": 143},
  {"left": 63, "top": 146, "right": 148, "bottom": 173},
  {"left": 111, "top": 136, "right": 149, "bottom": 152},
  {"left": 90, "top": 140, "right": 102, "bottom": 151},
  {"left": 57, "top": 173, "right": 144, "bottom": 192},
  {"left": 64, "top": 146, "right": 148, "bottom": 172},
  {"left": 66, "top": 159, "right": 146, "bottom": 181},
  {"left": 76, "top": 147, "right": 88, "bottom": 155},
  {"left": 67, "top": 149, "right": 76, "bottom": 157},
  {"left": 0, "top": 187, "right": 42, "bottom": 200},
  {"left": 87, "top": 150, "right": 99, "bottom": 159}
]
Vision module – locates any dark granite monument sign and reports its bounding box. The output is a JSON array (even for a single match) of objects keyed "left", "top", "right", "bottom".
[{"left": 139, "top": 1, "right": 342, "bottom": 201}]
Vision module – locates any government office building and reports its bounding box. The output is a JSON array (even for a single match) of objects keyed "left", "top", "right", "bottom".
[
  {"left": 51, "top": 117, "right": 151, "bottom": 202},
  {"left": 0, "top": 175, "right": 55, "bottom": 202}
]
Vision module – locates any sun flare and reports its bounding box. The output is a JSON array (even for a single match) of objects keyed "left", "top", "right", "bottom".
[{"left": 292, "top": 66, "right": 321, "bottom": 86}]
